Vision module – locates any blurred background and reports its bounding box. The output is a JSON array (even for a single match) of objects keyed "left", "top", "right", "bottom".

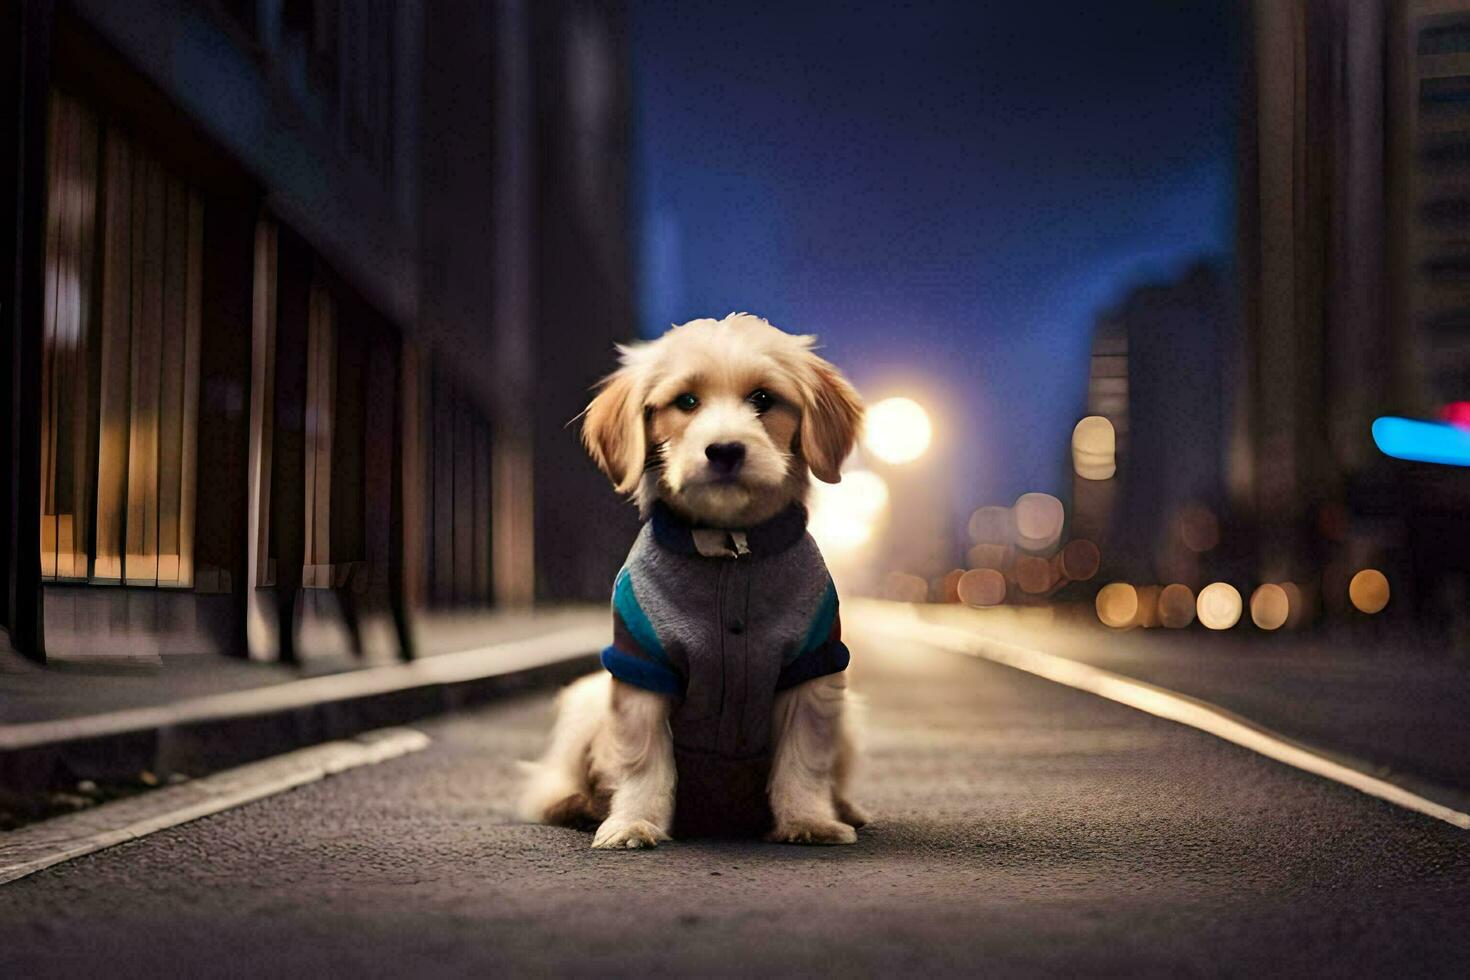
[{"left": 3, "top": 0, "right": 1468, "bottom": 674}]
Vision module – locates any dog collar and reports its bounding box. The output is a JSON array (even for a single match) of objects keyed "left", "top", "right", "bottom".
[{"left": 650, "top": 501, "right": 808, "bottom": 559}]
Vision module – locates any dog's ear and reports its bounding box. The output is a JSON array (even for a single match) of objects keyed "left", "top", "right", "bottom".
[
  {"left": 798, "top": 353, "right": 864, "bottom": 484},
  {"left": 582, "top": 360, "right": 647, "bottom": 495}
]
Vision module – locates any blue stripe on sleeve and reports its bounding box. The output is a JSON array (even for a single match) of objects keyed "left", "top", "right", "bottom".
[
  {"left": 612, "top": 568, "right": 670, "bottom": 666},
  {"left": 789, "top": 577, "right": 838, "bottom": 665},
  {"left": 601, "top": 645, "right": 683, "bottom": 696}
]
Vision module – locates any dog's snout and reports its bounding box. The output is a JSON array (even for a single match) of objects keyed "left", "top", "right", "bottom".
[{"left": 705, "top": 441, "right": 746, "bottom": 478}]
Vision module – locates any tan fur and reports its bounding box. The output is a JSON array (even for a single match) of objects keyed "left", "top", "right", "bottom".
[
  {"left": 797, "top": 359, "right": 865, "bottom": 484},
  {"left": 522, "top": 313, "right": 866, "bottom": 848},
  {"left": 577, "top": 313, "right": 863, "bottom": 527},
  {"left": 581, "top": 367, "right": 647, "bottom": 495}
]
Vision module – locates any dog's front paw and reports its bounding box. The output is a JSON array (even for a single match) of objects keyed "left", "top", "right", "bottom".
[
  {"left": 835, "top": 798, "right": 870, "bottom": 829},
  {"left": 766, "top": 818, "right": 858, "bottom": 845},
  {"left": 592, "top": 818, "right": 669, "bottom": 850}
]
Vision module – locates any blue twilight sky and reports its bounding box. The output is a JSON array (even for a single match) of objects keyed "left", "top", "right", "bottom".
[{"left": 630, "top": 0, "right": 1240, "bottom": 514}]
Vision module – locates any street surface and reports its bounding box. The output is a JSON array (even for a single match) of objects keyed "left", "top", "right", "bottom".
[
  {"left": 3, "top": 628, "right": 1469, "bottom": 976},
  {"left": 907, "top": 602, "right": 1470, "bottom": 808}
]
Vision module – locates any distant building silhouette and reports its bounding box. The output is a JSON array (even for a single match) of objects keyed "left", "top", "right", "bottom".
[{"left": 1077, "top": 261, "right": 1233, "bottom": 587}]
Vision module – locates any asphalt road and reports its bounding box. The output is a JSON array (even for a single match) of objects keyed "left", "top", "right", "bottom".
[{"left": 3, "top": 632, "right": 1469, "bottom": 977}]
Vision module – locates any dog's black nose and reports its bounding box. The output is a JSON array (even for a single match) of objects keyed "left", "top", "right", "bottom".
[{"left": 705, "top": 442, "right": 746, "bottom": 478}]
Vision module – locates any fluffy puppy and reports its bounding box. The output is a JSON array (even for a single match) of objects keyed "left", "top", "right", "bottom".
[{"left": 518, "top": 313, "right": 868, "bottom": 848}]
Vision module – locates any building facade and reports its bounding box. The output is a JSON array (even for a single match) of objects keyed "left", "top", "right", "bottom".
[
  {"left": 1235, "top": 0, "right": 1468, "bottom": 618},
  {"left": 2, "top": 0, "right": 636, "bottom": 664}
]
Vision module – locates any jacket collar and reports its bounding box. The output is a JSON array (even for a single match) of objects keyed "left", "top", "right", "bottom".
[{"left": 650, "top": 500, "right": 808, "bottom": 559}]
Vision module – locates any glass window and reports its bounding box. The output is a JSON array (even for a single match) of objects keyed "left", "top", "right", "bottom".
[{"left": 40, "top": 90, "right": 203, "bottom": 588}]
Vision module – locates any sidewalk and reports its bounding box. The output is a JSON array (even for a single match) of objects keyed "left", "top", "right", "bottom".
[
  {"left": 896, "top": 601, "right": 1470, "bottom": 811},
  {"left": 1, "top": 607, "right": 605, "bottom": 802}
]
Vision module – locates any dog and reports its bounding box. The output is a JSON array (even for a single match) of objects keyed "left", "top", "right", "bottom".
[{"left": 517, "top": 313, "right": 868, "bottom": 848}]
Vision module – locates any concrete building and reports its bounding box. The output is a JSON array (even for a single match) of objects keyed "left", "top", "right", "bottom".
[
  {"left": 2, "top": 0, "right": 636, "bottom": 665},
  {"left": 1390, "top": 0, "right": 1470, "bottom": 412},
  {"left": 1236, "top": 0, "right": 1469, "bottom": 616}
]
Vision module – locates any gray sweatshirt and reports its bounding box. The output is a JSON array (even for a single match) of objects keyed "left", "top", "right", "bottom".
[{"left": 601, "top": 502, "right": 849, "bottom": 837}]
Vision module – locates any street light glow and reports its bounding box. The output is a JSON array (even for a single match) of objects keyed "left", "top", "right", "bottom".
[
  {"left": 864, "top": 397, "right": 932, "bottom": 464},
  {"left": 808, "top": 469, "right": 889, "bottom": 555}
]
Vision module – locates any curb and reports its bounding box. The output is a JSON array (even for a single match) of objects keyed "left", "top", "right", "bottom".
[
  {"left": 1, "top": 626, "right": 601, "bottom": 794},
  {"left": 1, "top": 727, "right": 432, "bottom": 886}
]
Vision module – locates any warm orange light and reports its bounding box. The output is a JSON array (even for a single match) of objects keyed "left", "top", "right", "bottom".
[
  {"left": 1158, "top": 584, "right": 1196, "bottom": 628},
  {"left": 958, "top": 568, "right": 1007, "bottom": 607},
  {"left": 1348, "top": 569, "right": 1389, "bottom": 614},
  {"left": 1197, "top": 582, "right": 1242, "bottom": 630},
  {"left": 1096, "top": 582, "right": 1139, "bottom": 628},
  {"left": 1250, "top": 584, "right": 1289, "bottom": 630}
]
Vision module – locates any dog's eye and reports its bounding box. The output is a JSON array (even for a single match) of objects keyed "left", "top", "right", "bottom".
[
  {"left": 673, "top": 393, "right": 699, "bottom": 413},
  {"left": 747, "top": 388, "right": 774, "bottom": 414}
]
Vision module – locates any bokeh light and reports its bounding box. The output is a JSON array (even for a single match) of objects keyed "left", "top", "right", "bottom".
[
  {"left": 1013, "top": 492, "right": 1064, "bottom": 552},
  {"left": 1348, "top": 568, "right": 1390, "bottom": 614},
  {"left": 1015, "top": 555, "right": 1054, "bottom": 594},
  {"left": 939, "top": 568, "right": 964, "bottom": 603},
  {"left": 1372, "top": 416, "right": 1470, "bottom": 467},
  {"left": 967, "top": 505, "right": 1015, "bottom": 545},
  {"left": 865, "top": 397, "right": 932, "bottom": 464},
  {"left": 1058, "top": 538, "right": 1101, "bottom": 581},
  {"left": 1158, "top": 584, "right": 1196, "bottom": 628},
  {"left": 882, "top": 571, "right": 929, "bottom": 603},
  {"left": 1096, "top": 582, "right": 1139, "bottom": 628},
  {"left": 1135, "top": 585, "right": 1161, "bottom": 628},
  {"left": 958, "top": 568, "right": 1007, "bottom": 607},
  {"left": 1441, "top": 401, "right": 1470, "bottom": 430},
  {"left": 1249, "top": 583, "right": 1289, "bottom": 630},
  {"left": 1177, "top": 502, "right": 1220, "bottom": 553},
  {"left": 1197, "top": 582, "right": 1242, "bottom": 630},
  {"left": 807, "top": 468, "right": 889, "bottom": 554},
  {"left": 966, "top": 542, "right": 1012, "bottom": 571},
  {"left": 1280, "top": 581, "right": 1307, "bottom": 628},
  {"left": 1071, "top": 415, "right": 1116, "bottom": 480}
]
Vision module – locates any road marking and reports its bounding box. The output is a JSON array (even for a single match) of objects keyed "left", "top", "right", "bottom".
[
  {"left": 0, "top": 726, "right": 431, "bottom": 886},
  {"left": 863, "top": 611, "right": 1470, "bottom": 831},
  {"left": 0, "top": 622, "right": 605, "bottom": 751}
]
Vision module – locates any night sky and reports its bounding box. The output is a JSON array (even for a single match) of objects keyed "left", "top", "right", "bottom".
[{"left": 631, "top": 0, "right": 1240, "bottom": 516}]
